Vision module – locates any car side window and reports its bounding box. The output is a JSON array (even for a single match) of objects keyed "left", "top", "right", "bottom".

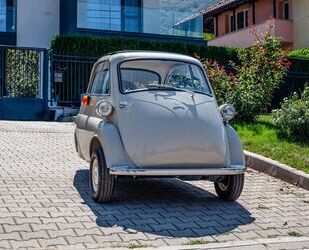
[{"left": 89, "top": 63, "right": 110, "bottom": 95}]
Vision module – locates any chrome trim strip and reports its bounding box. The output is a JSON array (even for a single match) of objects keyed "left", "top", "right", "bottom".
[{"left": 109, "top": 165, "right": 246, "bottom": 176}]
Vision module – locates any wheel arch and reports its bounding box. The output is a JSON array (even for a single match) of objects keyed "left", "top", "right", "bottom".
[
  {"left": 225, "top": 124, "right": 245, "bottom": 166},
  {"left": 89, "top": 136, "right": 102, "bottom": 157},
  {"left": 90, "top": 122, "right": 131, "bottom": 169}
]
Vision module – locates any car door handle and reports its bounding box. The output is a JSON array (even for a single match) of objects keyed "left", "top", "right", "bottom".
[{"left": 119, "top": 102, "right": 128, "bottom": 109}]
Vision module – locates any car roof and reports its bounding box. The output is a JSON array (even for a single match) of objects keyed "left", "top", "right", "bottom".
[{"left": 97, "top": 51, "right": 200, "bottom": 65}]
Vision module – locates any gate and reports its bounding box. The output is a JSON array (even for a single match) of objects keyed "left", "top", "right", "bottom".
[
  {"left": 0, "top": 46, "right": 49, "bottom": 120},
  {"left": 51, "top": 54, "right": 97, "bottom": 107}
]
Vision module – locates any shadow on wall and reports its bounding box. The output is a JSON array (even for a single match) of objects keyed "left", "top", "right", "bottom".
[{"left": 74, "top": 170, "right": 255, "bottom": 237}]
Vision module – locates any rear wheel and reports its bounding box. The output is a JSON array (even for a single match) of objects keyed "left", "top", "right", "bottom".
[
  {"left": 89, "top": 148, "right": 114, "bottom": 203},
  {"left": 214, "top": 174, "right": 244, "bottom": 201}
]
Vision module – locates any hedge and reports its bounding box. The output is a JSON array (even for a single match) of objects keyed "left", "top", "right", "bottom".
[
  {"left": 289, "top": 48, "right": 309, "bottom": 60},
  {"left": 51, "top": 35, "right": 239, "bottom": 65}
]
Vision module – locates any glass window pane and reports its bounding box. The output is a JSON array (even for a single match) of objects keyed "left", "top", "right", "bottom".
[
  {"left": 230, "top": 15, "right": 234, "bottom": 32},
  {"left": 0, "top": 0, "right": 6, "bottom": 31},
  {"left": 190, "top": 65, "right": 211, "bottom": 94},
  {"left": 77, "top": 0, "right": 121, "bottom": 31},
  {"left": 121, "top": 69, "right": 160, "bottom": 93},
  {"left": 120, "top": 60, "right": 211, "bottom": 95},
  {"left": 0, "top": 0, "right": 16, "bottom": 32},
  {"left": 166, "top": 65, "right": 192, "bottom": 89},
  {"left": 90, "top": 63, "right": 110, "bottom": 95},
  {"left": 245, "top": 10, "right": 248, "bottom": 27},
  {"left": 77, "top": 0, "right": 203, "bottom": 38},
  {"left": 284, "top": 3, "right": 289, "bottom": 20},
  {"left": 237, "top": 12, "right": 244, "bottom": 30}
]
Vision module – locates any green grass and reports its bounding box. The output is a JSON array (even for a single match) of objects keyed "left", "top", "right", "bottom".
[
  {"left": 288, "top": 231, "right": 303, "bottom": 237},
  {"left": 257, "top": 204, "right": 270, "bottom": 210},
  {"left": 186, "top": 239, "right": 210, "bottom": 245},
  {"left": 233, "top": 115, "right": 309, "bottom": 173}
]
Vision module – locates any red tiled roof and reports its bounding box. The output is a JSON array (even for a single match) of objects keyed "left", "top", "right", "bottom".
[
  {"left": 175, "top": 0, "right": 241, "bottom": 26},
  {"left": 200, "top": 0, "right": 238, "bottom": 15}
]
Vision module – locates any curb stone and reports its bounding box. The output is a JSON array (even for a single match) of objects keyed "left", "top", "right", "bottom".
[
  {"left": 245, "top": 150, "right": 309, "bottom": 190},
  {"left": 78, "top": 237, "right": 309, "bottom": 250}
]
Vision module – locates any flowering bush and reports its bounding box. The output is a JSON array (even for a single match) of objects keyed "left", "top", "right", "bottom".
[
  {"left": 272, "top": 87, "right": 309, "bottom": 141},
  {"left": 201, "top": 20, "right": 290, "bottom": 121}
]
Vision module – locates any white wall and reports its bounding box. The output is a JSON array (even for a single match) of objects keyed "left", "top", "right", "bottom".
[
  {"left": 17, "top": 0, "right": 59, "bottom": 48},
  {"left": 292, "top": 0, "right": 309, "bottom": 49}
]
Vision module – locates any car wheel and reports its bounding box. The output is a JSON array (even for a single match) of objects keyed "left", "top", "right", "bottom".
[
  {"left": 214, "top": 174, "right": 244, "bottom": 201},
  {"left": 89, "top": 148, "right": 114, "bottom": 203}
]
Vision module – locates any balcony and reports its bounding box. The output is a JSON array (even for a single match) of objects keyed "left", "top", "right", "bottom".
[{"left": 208, "top": 19, "right": 293, "bottom": 48}]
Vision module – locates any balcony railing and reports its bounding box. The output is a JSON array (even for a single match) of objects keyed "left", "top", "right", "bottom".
[
  {"left": 208, "top": 19, "right": 293, "bottom": 48},
  {"left": 77, "top": 3, "right": 203, "bottom": 38}
]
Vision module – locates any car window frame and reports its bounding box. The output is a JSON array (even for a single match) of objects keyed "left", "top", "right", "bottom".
[
  {"left": 87, "top": 61, "right": 111, "bottom": 96},
  {"left": 117, "top": 58, "right": 213, "bottom": 97}
]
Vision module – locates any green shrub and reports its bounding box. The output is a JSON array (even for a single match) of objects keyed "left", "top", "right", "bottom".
[
  {"left": 6, "top": 49, "right": 39, "bottom": 98},
  {"left": 201, "top": 20, "right": 290, "bottom": 121},
  {"left": 272, "top": 87, "right": 309, "bottom": 141},
  {"left": 203, "top": 33, "right": 215, "bottom": 41},
  {"left": 51, "top": 35, "right": 239, "bottom": 66},
  {"left": 289, "top": 48, "right": 309, "bottom": 59}
]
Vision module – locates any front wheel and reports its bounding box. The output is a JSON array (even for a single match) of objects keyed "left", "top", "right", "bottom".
[
  {"left": 214, "top": 174, "right": 244, "bottom": 201},
  {"left": 89, "top": 148, "right": 114, "bottom": 203}
]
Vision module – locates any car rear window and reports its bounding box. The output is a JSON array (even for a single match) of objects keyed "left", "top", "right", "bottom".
[
  {"left": 119, "top": 59, "right": 212, "bottom": 95},
  {"left": 120, "top": 68, "right": 160, "bottom": 93}
]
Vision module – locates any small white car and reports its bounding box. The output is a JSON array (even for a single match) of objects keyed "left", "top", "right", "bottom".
[{"left": 74, "top": 51, "right": 246, "bottom": 203}]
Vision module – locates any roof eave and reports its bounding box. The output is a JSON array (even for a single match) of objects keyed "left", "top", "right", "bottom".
[{"left": 203, "top": 0, "right": 250, "bottom": 18}]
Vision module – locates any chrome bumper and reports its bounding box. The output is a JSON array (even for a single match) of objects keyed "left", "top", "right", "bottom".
[{"left": 109, "top": 165, "right": 246, "bottom": 176}]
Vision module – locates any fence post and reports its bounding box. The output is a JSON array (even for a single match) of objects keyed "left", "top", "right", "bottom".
[
  {"left": 0, "top": 47, "right": 4, "bottom": 119},
  {"left": 42, "top": 49, "right": 49, "bottom": 110},
  {"left": 48, "top": 49, "right": 54, "bottom": 107}
]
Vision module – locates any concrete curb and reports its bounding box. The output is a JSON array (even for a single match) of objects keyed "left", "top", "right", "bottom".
[
  {"left": 245, "top": 150, "right": 309, "bottom": 190},
  {"left": 101, "top": 236, "right": 309, "bottom": 250}
]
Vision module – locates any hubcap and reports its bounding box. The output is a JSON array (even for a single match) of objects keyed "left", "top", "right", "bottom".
[{"left": 92, "top": 158, "right": 99, "bottom": 193}]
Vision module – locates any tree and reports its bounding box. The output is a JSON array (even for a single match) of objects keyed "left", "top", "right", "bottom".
[{"left": 201, "top": 19, "right": 291, "bottom": 121}]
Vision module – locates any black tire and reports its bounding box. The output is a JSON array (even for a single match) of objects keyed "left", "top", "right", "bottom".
[
  {"left": 89, "top": 148, "right": 114, "bottom": 203},
  {"left": 214, "top": 174, "right": 244, "bottom": 201}
]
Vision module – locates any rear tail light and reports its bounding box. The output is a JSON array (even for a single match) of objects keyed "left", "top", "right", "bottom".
[{"left": 81, "top": 95, "right": 90, "bottom": 105}]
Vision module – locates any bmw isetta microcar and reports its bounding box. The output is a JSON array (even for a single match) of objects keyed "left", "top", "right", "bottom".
[{"left": 74, "top": 51, "right": 246, "bottom": 203}]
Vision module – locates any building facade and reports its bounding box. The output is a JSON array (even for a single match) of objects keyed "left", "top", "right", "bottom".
[
  {"left": 178, "top": 0, "right": 308, "bottom": 50},
  {"left": 0, "top": 0, "right": 212, "bottom": 48},
  {"left": 292, "top": 0, "right": 309, "bottom": 50}
]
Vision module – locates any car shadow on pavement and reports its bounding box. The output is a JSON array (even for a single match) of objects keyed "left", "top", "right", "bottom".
[{"left": 74, "top": 169, "right": 255, "bottom": 237}]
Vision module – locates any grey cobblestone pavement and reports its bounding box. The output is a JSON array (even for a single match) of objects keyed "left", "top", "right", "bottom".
[{"left": 0, "top": 121, "right": 308, "bottom": 249}]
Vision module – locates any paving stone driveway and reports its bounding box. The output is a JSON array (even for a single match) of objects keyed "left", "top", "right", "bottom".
[{"left": 0, "top": 121, "right": 308, "bottom": 249}]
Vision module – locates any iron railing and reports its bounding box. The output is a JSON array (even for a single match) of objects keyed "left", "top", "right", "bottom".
[
  {"left": 272, "top": 57, "right": 309, "bottom": 108},
  {"left": 50, "top": 54, "right": 98, "bottom": 107}
]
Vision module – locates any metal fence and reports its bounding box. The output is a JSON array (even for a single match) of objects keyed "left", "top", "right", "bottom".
[
  {"left": 50, "top": 54, "right": 98, "bottom": 107},
  {"left": 50, "top": 54, "right": 309, "bottom": 109},
  {"left": 272, "top": 58, "right": 309, "bottom": 108}
]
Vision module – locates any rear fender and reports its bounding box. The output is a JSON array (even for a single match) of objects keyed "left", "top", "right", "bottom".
[
  {"left": 225, "top": 124, "right": 245, "bottom": 166},
  {"left": 94, "top": 122, "right": 131, "bottom": 169}
]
